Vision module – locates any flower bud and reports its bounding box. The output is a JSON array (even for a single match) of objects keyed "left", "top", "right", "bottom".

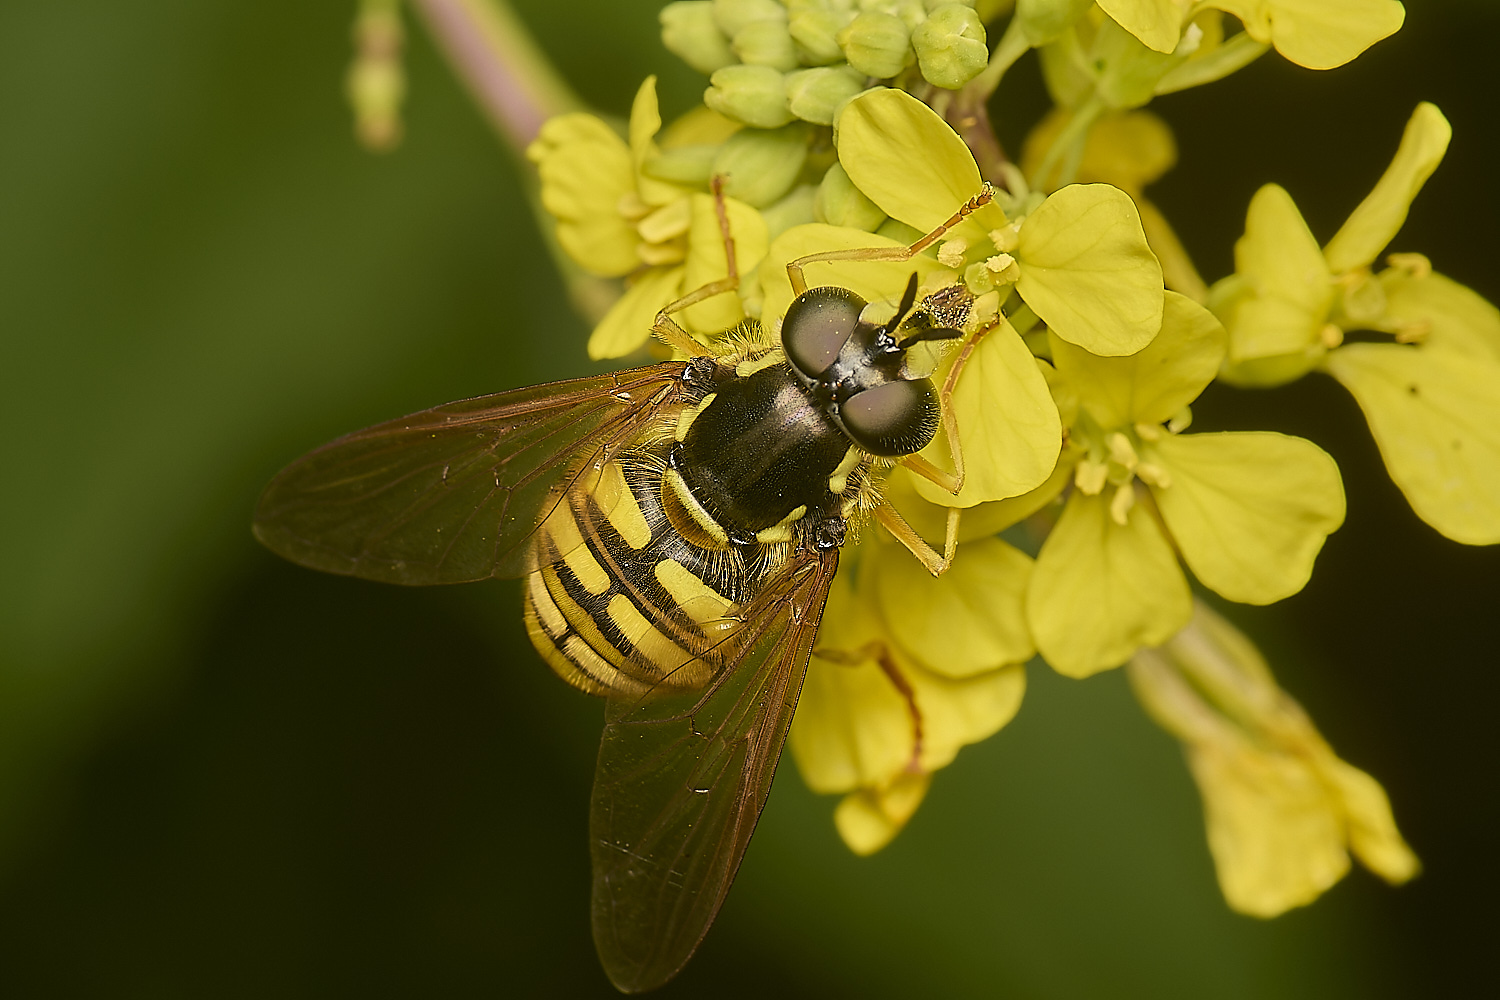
[
  {"left": 642, "top": 143, "right": 719, "bottom": 186},
  {"left": 891, "top": 0, "right": 930, "bottom": 31},
  {"left": 712, "top": 123, "right": 810, "bottom": 207},
  {"left": 347, "top": 0, "right": 405, "bottom": 152},
  {"left": 785, "top": 64, "right": 865, "bottom": 124},
  {"left": 661, "top": 2, "right": 737, "bottom": 75},
  {"left": 1015, "top": 0, "right": 1092, "bottom": 45},
  {"left": 911, "top": 4, "right": 988, "bottom": 89},
  {"left": 704, "top": 64, "right": 795, "bottom": 128},
  {"left": 760, "top": 183, "right": 819, "bottom": 242},
  {"left": 713, "top": 0, "right": 787, "bottom": 37},
  {"left": 734, "top": 19, "right": 800, "bottom": 71},
  {"left": 789, "top": 9, "right": 851, "bottom": 65},
  {"left": 815, "top": 162, "right": 887, "bottom": 231},
  {"left": 838, "top": 11, "right": 913, "bottom": 80}
]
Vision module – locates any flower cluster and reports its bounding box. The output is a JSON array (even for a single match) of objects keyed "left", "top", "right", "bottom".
[
  {"left": 664, "top": 0, "right": 995, "bottom": 125},
  {"left": 522, "top": 0, "right": 1491, "bottom": 916}
]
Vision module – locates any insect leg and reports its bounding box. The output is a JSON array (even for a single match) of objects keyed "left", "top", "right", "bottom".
[
  {"left": 786, "top": 183, "right": 997, "bottom": 295},
  {"left": 874, "top": 500, "right": 961, "bottom": 577},
  {"left": 651, "top": 175, "right": 742, "bottom": 356}
]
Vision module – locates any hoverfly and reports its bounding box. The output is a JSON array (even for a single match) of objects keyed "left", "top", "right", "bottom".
[{"left": 254, "top": 184, "right": 992, "bottom": 992}]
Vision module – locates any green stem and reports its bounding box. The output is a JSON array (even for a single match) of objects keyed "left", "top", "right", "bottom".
[
  {"left": 412, "top": 0, "right": 614, "bottom": 327},
  {"left": 1005, "top": 302, "right": 1039, "bottom": 338},
  {"left": 411, "top": 0, "right": 582, "bottom": 154},
  {"left": 1026, "top": 94, "right": 1103, "bottom": 192},
  {"left": 967, "top": 15, "right": 1032, "bottom": 102}
]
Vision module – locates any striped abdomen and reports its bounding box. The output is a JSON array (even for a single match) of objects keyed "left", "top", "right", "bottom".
[{"left": 523, "top": 446, "right": 772, "bottom": 697}]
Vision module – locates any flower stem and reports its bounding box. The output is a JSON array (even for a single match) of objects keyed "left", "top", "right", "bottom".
[
  {"left": 411, "top": 0, "right": 582, "bottom": 154},
  {"left": 1027, "top": 95, "right": 1103, "bottom": 193}
]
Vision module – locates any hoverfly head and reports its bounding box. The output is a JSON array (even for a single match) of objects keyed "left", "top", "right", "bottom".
[{"left": 780, "top": 273, "right": 959, "bottom": 458}]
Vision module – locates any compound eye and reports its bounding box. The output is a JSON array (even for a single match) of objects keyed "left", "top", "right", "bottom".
[
  {"left": 782, "top": 286, "right": 866, "bottom": 379},
  {"left": 840, "top": 378, "right": 939, "bottom": 457}
]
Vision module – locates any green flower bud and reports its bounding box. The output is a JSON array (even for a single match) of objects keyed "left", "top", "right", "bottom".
[
  {"left": 642, "top": 143, "right": 719, "bottom": 186},
  {"left": 713, "top": 0, "right": 787, "bottom": 37},
  {"left": 891, "top": 0, "right": 930, "bottom": 32},
  {"left": 815, "top": 162, "right": 887, "bottom": 231},
  {"left": 712, "top": 123, "right": 810, "bottom": 207},
  {"left": 924, "top": 0, "right": 976, "bottom": 11},
  {"left": 762, "top": 183, "right": 819, "bottom": 240},
  {"left": 704, "top": 64, "right": 795, "bottom": 128},
  {"left": 661, "top": 2, "right": 737, "bottom": 75},
  {"left": 789, "top": 10, "right": 852, "bottom": 66},
  {"left": 838, "top": 11, "right": 913, "bottom": 80},
  {"left": 785, "top": 65, "right": 866, "bottom": 124},
  {"left": 911, "top": 4, "right": 987, "bottom": 89},
  {"left": 734, "top": 19, "right": 800, "bottom": 71}
]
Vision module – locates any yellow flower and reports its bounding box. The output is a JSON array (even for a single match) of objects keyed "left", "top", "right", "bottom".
[
  {"left": 1092, "top": 0, "right": 1404, "bottom": 70},
  {"left": 1029, "top": 293, "right": 1346, "bottom": 677},
  {"left": 1129, "top": 600, "right": 1419, "bottom": 916},
  {"left": 1208, "top": 0, "right": 1404, "bottom": 71},
  {"left": 836, "top": 89, "right": 1165, "bottom": 359},
  {"left": 527, "top": 77, "right": 768, "bottom": 358},
  {"left": 1022, "top": 106, "right": 1208, "bottom": 301},
  {"left": 790, "top": 537, "right": 1028, "bottom": 855},
  {"left": 1211, "top": 103, "right": 1500, "bottom": 544}
]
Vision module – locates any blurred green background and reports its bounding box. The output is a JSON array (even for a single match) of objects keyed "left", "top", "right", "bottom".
[{"left": 2, "top": 1, "right": 1496, "bottom": 996}]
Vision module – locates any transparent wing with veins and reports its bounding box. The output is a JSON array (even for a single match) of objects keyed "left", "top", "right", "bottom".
[
  {"left": 253, "top": 363, "right": 688, "bottom": 585},
  {"left": 589, "top": 544, "right": 840, "bottom": 994}
]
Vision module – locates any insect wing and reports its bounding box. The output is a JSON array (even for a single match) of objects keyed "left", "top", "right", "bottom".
[
  {"left": 253, "top": 363, "right": 688, "bottom": 585},
  {"left": 589, "top": 545, "right": 840, "bottom": 993}
]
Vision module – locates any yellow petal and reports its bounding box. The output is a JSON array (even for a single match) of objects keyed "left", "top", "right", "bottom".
[
  {"left": 885, "top": 448, "right": 1075, "bottom": 546},
  {"left": 1150, "top": 431, "right": 1345, "bottom": 604},
  {"left": 530, "top": 113, "right": 640, "bottom": 277},
  {"left": 680, "top": 193, "right": 768, "bottom": 333},
  {"left": 628, "top": 76, "right": 687, "bottom": 207},
  {"left": 1210, "top": 0, "right": 1405, "bottom": 71},
  {"left": 1096, "top": 0, "right": 1184, "bottom": 53},
  {"left": 1319, "top": 756, "right": 1421, "bottom": 885},
  {"left": 758, "top": 222, "right": 944, "bottom": 334},
  {"left": 910, "top": 660, "right": 1026, "bottom": 774},
  {"left": 914, "top": 321, "right": 1063, "bottom": 507},
  {"left": 1187, "top": 740, "right": 1351, "bottom": 916},
  {"left": 834, "top": 773, "right": 931, "bottom": 856},
  {"left": 1379, "top": 269, "right": 1500, "bottom": 363},
  {"left": 1225, "top": 184, "right": 1333, "bottom": 362},
  {"left": 873, "top": 536, "right": 1036, "bottom": 678},
  {"left": 1323, "top": 343, "right": 1500, "bottom": 545},
  {"left": 792, "top": 571, "right": 913, "bottom": 794},
  {"left": 1015, "top": 184, "right": 1165, "bottom": 356},
  {"left": 586, "top": 266, "right": 683, "bottom": 360},
  {"left": 792, "top": 567, "right": 1026, "bottom": 792},
  {"left": 1028, "top": 489, "right": 1192, "bottom": 678},
  {"left": 1323, "top": 103, "right": 1450, "bottom": 274},
  {"left": 834, "top": 88, "right": 1003, "bottom": 239},
  {"left": 1129, "top": 601, "right": 1420, "bottom": 917},
  {"left": 1050, "top": 291, "right": 1226, "bottom": 430}
]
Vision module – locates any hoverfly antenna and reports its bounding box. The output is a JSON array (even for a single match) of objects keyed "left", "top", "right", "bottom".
[
  {"left": 876, "top": 273, "right": 923, "bottom": 343},
  {"left": 896, "top": 324, "right": 964, "bottom": 350}
]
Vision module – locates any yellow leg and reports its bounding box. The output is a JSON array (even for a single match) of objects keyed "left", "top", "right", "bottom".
[
  {"left": 650, "top": 175, "right": 741, "bottom": 356},
  {"left": 875, "top": 501, "right": 961, "bottom": 577},
  {"left": 786, "top": 183, "right": 996, "bottom": 295},
  {"left": 896, "top": 302, "right": 1010, "bottom": 498}
]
